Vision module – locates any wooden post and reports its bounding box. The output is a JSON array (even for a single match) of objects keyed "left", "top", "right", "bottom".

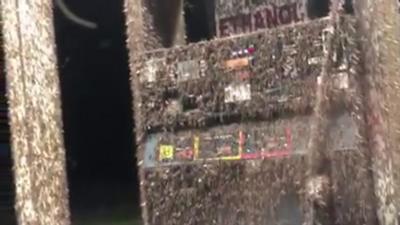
[
  {"left": 353, "top": 0, "right": 400, "bottom": 224},
  {"left": 168, "top": 0, "right": 185, "bottom": 46},
  {"left": 124, "top": 1, "right": 187, "bottom": 224},
  {"left": 148, "top": 0, "right": 186, "bottom": 47},
  {"left": 124, "top": 0, "right": 149, "bottom": 224},
  {"left": 130, "top": 0, "right": 186, "bottom": 51},
  {"left": 1, "top": 0, "right": 71, "bottom": 224}
]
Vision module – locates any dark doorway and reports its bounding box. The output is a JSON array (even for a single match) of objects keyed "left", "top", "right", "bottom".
[
  {"left": 184, "top": 0, "right": 216, "bottom": 42},
  {"left": 307, "top": 0, "right": 330, "bottom": 19},
  {"left": 307, "top": 0, "right": 353, "bottom": 18},
  {"left": 54, "top": 0, "right": 139, "bottom": 224}
]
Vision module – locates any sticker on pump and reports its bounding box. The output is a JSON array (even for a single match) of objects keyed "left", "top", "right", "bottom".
[
  {"left": 177, "top": 60, "right": 200, "bottom": 82},
  {"left": 159, "top": 145, "right": 174, "bottom": 161},
  {"left": 225, "top": 57, "right": 250, "bottom": 70},
  {"left": 224, "top": 83, "right": 251, "bottom": 103}
]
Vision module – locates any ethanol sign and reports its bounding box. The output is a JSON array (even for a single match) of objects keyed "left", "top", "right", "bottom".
[{"left": 216, "top": 0, "right": 307, "bottom": 37}]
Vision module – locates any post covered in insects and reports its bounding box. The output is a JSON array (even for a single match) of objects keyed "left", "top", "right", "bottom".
[
  {"left": 353, "top": 0, "right": 400, "bottom": 224},
  {"left": 0, "top": 0, "right": 71, "bottom": 224}
]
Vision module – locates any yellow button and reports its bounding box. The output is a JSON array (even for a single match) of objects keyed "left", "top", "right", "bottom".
[{"left": 159, "top": 145, "right": 174, "bottom": 160}]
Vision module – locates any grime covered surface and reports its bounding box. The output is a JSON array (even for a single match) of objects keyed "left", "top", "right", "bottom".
[{"left": 127, "top": 13, "right": 380, "bottom": 224}]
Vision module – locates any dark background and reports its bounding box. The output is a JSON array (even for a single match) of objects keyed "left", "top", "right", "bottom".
[
  {"left": 54, "top": 0, "right": 139, "bottom": 222},
  {"left": 55, "top": 0, "right": 134, "bottom": 186}
]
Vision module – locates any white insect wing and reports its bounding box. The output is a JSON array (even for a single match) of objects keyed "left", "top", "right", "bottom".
[
  {"left": 337, "top": 72, "right": 349, "bottom": 89},
  {"left": 317, "top": 76, "right": 322, "bottom": 85},
  {"left": 308, "top": 57, "right": 322, "bottom": 65}
]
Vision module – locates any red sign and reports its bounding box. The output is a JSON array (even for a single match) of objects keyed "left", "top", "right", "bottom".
[{"left": 218, "top": 3, "right": 306, "bottom": 37}]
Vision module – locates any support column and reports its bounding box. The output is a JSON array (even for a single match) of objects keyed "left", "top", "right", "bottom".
[
  {"left": 305, "top": 1, "right": 341, "bottom": 225},
  {"left": 124, "top": 0, "right": 148, "bottom": 224},
  {"left": 353, "top": 0, "right": 400, "bottom": 224},
  {"left": 1, "top": 0, "right": 70, "bottom": 224}
]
